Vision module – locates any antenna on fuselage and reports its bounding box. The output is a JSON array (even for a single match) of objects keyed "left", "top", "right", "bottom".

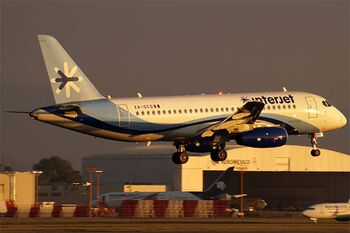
[
  {"left": 282, "top": 87, "right": 288, "bottom": 92},
  {"left": 137, "top": 93, "right": 143, "bottom": 98}
]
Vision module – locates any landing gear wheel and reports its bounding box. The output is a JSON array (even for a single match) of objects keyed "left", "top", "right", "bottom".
[
  {"left": 309, "top": 133, "right": 322, "bottom": 157},
  {"left": 172, "top": 152, "right": 189, "bottom": 164},
  {"left": 210, "top": 149, "right": 227, "bottom": 162},
  {"left": 311, "top": 149, "right": 321, "bottom": 157}
]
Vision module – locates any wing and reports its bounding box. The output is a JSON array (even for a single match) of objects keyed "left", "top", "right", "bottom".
[{"left": 201, "top": 101, "right": 265, "bottom": 137}]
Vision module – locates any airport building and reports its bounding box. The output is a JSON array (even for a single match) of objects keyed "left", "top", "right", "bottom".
[
  {"left": 82, "top": 145, "right": 350, "bottom": 209},
  {"left": 0, "top": 172, "right": 36, "bottom": 205}
]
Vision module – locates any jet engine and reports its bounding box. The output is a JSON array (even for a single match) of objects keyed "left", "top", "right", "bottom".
[{"left": 236, "top": 127, "right": 287, "bottom": 148}]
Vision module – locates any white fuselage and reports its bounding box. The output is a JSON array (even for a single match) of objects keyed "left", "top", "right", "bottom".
[
  {"left": 302, "top": 202, "right": 350, "bottom": 220},
  {"left": 32, "top": 91, "right": 347, "bottom": 142}
]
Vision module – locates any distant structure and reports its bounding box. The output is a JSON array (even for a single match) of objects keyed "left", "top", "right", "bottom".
[
  {"left": 82, "top": 145, "right": 350, "bottom": 209},
  {"left": 0, "top": 172, "right": 36, "bottom": 206}
]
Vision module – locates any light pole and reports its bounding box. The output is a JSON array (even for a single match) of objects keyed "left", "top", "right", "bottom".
[
  {"left": 95, "top": 170, "right": 103, "bottom": 202},
  {"left": 32, "top": 170, "right": 43, "bottom": 205},
  {"left": 237, "top": 167, "right": 246, "bottom": 217},
  {"left": 87, "top": 166, "right": 96, "bottom": 217}
]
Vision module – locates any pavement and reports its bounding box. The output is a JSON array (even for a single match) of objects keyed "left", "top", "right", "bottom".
[{"left": 1, "top": 217, "right": 350, "bottom": 233}]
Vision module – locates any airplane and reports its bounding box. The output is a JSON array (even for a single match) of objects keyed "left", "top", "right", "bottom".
[
  {"left": 30, "top": 35, "right": 347, "bottom": 164},
  {"left": 96, "top": 167, "right": 244, "bottom": 209},
  {"left": 302, "top": 199, "right": 350, "bottom": 223}
]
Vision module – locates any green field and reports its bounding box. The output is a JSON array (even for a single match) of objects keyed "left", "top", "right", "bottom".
[{"left": 1, "top": 217, "right": 349, "bottom": 233}]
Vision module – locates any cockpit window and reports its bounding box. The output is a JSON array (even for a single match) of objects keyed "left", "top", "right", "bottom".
[
  {"left": 322, "top": 100, "right": 332, "bottom": 107},
  {"left": 306, "top": 207, "right": 315, "bottom": 210}
]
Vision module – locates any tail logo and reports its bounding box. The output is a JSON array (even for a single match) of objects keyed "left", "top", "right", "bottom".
[
  {"left": 216, "top": 181, "right": 227, "bottom": 191},
  {"left": 50, "top": 61, "right": 83, "bottom": 97}
]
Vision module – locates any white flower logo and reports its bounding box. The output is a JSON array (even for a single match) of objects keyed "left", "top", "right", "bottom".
[
  {"left": 51, "top": 61, "right": 83, "bottom": 97},
  {"left": 216, "top": 181, "right": 227, "bottom": 191}
]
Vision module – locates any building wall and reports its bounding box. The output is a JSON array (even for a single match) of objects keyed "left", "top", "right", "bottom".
[
  {"left": 179, "top": 145, "right": 350, "bottom": 191},
  {"left": 82, "top": 145, "right": 350, "bottom": 195},
  {"left": 204, "top": 171, "right": 350, "bottom": 210},
  {"left": 82, "top": 151, "right": 178, "bottom": 193},
  {"left": 0, "top": 172, "right": 35, "bottom": 205}
]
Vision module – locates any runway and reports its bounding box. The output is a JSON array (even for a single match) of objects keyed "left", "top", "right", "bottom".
[{"left": 1, "top": 217, "right": 349, "bottom": 233}]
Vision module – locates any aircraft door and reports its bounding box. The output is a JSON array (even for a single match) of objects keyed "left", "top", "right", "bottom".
[
  {"left": 305, "top": 97, "right": 318, "bottom": 118},
  {"left": 118, "top": 104, "right": 130, "bottom": 127}
]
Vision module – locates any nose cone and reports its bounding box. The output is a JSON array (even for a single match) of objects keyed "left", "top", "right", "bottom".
[
  {"left": 302, "top": 210, "right": 311, "bottom": 217},
  {"left": 339, "top": 112, "right": 347, "bottom": 128}
]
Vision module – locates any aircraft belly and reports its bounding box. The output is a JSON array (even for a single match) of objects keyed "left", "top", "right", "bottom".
[
  {"left": 39, "top": 114, "right": 164, "bottom": 142},
  {"left": 161, "top": 122, "right": 215, "bottom": 141}
]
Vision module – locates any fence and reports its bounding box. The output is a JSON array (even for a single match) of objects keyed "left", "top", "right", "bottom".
[
  {"left": 119, "top": 200, "right": 230, "bottom": 218},
  {"left": 2, "top": 200, "right": 229, "bottom": 218}
]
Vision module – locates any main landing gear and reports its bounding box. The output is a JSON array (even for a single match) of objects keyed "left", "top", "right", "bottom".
[
  {"left": 172, "top": 142, "right": 228, "bottom": 164},
  {"left": 172, "top": 144, "right": 189, "bottom": 164},
  {"left": 310, "top": 133, "right": 322, "bottom": 157},
  {"left": 210, "top": 147, "right": 228, "bottom": 162}
]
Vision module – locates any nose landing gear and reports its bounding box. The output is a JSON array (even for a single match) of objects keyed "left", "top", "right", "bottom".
[{"left": 310, "top": 133, "right": 323, "bottom": 157}]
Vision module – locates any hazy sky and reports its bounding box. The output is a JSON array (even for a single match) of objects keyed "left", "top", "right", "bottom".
[{"left": 1, "top": 1, "right": 349, "bottom": 171}]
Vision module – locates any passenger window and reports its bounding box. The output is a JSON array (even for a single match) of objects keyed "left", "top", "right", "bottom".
[
  {"left": 277, "top": 105, "right": 281, "bottom": 110},
  {"left": 282, "top": 105, "right": 286, "bottom": 109},
  {"left": 163, "top": 110, "right": 166, "bottom": 114},
  {"left": 141, "top": 111, "right": 145, "bottom": 115},
  {"left": 136, "top": 111, "right": 139, "bottom": 116},
  {"left": 194, "top": 109, "right": 198, "bottom": 113},
  {"left": 225, "top": 107, "right": 229, "bottom": 112},
  {"left": 173, "top": 110, "right": 177, "bottom": 114},
  {"left": 200, "top": 108, "right": 203, "bottom": 113},
  {"left": 288, "top": 105, "right": 291, "bottom": 109},
  {"left": 216, "top": 108, "right": 219, "bottom": 112},
  {"left": 179, "top": 109, "right": 182, "bottom": 114},
  {"left": 147, "top": 111, "right": 150, "bottom": 115},
  {"left": 152, "top": 111, "right": 155, "bottom": 115},
  {"left": 267, "top": 106, "right": 271, "bottom": 110},
  {"left": 293, "top": 105, "right": 296, "bottom": 109},
  {"left": 168, "top": 110, "right": 171, "bottom": 114},
  {"left": 157, "top": 110, "right": 161, "bottom": 115},
  {"left": 272, "top": 106, "right": 276, "bottom": 110},
  {"left": 205, "top": 108, "right": 208, "bottom": 113},
  {"left": 189, "top": 109, "right": 193, "bottom": 113},
  {"left": 221, "top": 108, "right": 224, "bottom": 112},
  {"left": 210, "top": 108, "right": 214, "bottom": 112},
  {"left": 231, "top": 107, "right": 235, "bottom": 111},
  {"left": 184, "top": 109, "right": 187, "bottom": 114}
]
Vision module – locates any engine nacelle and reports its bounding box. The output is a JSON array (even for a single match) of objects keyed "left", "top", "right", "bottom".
[{"left": 236, "top": 127, "right": 287, "bottom": 148}]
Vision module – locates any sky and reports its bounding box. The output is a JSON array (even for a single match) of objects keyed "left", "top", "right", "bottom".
[{"left": 1, "top": 1, "right": 349, "bottom": 171}]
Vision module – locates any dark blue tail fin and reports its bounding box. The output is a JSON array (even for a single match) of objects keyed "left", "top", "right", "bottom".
[{"left": 201, "top": 167, "right": 235, "bottom": 199}]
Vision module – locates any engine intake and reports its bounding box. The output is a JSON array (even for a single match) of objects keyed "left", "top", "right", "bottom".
[{"left": 236, "top": 127, "right": 287, "bottom": 148}]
